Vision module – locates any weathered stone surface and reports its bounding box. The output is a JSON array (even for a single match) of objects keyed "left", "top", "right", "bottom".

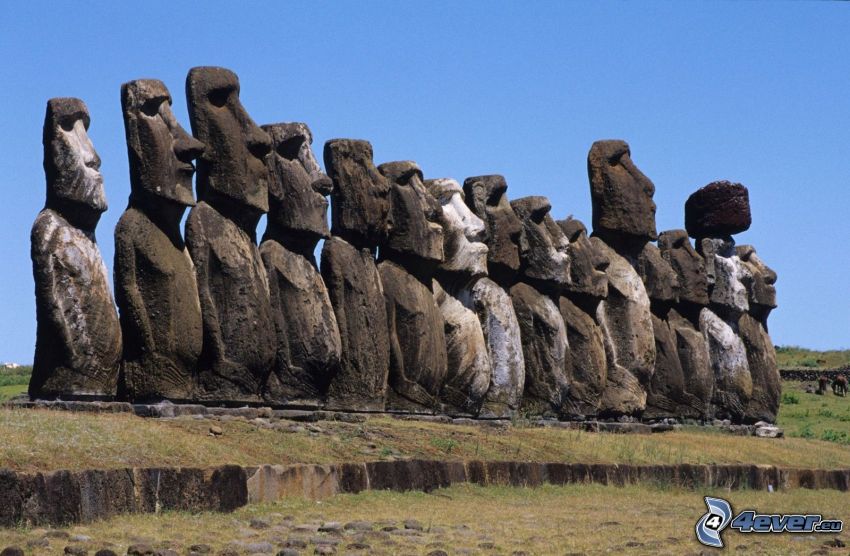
[
  {"left": 738, "top": 246, "right": 779, "bottom": 423},
  {"left": 736, "top": 245, "right": 778, "bottom": 323},
  {"left": 557, "top": 218, "right": 608, "bottom": 300},
  {"left": 658, "top": 230, "right": 709, "bottom": 308},
  {"left": 425, "top": 178, "right": 491, "bottom": 415},
  {"left": 465, "top": 278, "right": 525, "bottom": 417},
  {"left": 739, "top": 313, "right": 780, "bottom": 423},
  {"left": 668, "top": 309, "right": 714, "bottom": 418},
  {"left": 591, "top": 237, "right": 652, "bottom": 415},
  {"left": 509, "top": 197, "right": 570, "bottom": 417},
  {"left": 379, "top": 260, "right": 447, "bottom": 412},
  {"left": 701, "top": 308, "right": 752, "bottom": 421},
  {"left": 685, "top": 181, "right": 751, "bottom": 238},
  {"left": 325, "top": 139, "right": 391, "bottom": 249},
  {"left": 377, "top": 162, "right": 447, "bottom": 411},
  {"left": 703, "top": 238, "right": 751, "bottom": 314},
  {"left": 510, "top": 283, "right": 568, "bottom": 418},
  {"left": 261, "top": 122, "right": 340, "bottom": 404},
  {"left": 463, "top": 175, "right": 525, "bottom": 286},
  {"left": 31, "top": 97, "right": 121, "bottom": 399},
  {"left": 433, "top": 281, "right": 490, "bottom": 415},
  {"left": 425, "top": 178, "right": 488, "bottom": 280},
  {"left": 558, "top": 296, "right": 606, "bottom": 417},
  {"left": 378, "top": 161, "right": 444, "bottom": 268},
  {"left": 588, "top": 140, "right": 657, "bottom": 242},
  {"left": 115, "top": 79, "right": 204, "bottom": 401},
  {"left": 322, "top": 238, "right": 389, "bottom": 410},
  {"left": 185, "top": 67, "right": 275, "bottom": 403}
]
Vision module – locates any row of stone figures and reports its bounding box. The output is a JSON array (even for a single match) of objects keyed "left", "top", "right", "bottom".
[{"left": 30, "top": 67, "right": 780, "bottom": 424}]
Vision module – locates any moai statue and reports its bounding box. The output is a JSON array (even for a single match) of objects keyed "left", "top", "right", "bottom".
[
  {"left": 509, "top": 197, "right": 571, "bottom": 418},
  {"left": 556, "top": 217, "right": 609, "bottom": 419},
  {"left": 115, "top": 79, "right": 204, "bottom": 402},
  {"left": 321, "top": 139, "right": 391, "bottom": 410},
  {"left": 686, "top": 181, "right": 753, "bottom": 422},
  {"left": 737, "top": 245, "right": 779, "bottom": 423},
  {"left": 30, "top": 98, "right": 122, "bottom": 399},
  {"left": 658, "top": 230, "right": 714, "bottom": 418},
  {"left": 426, "top": 178, "right": 492, "bottom": 415},
  {"left": 587, "top": 140, "right": 656, "bottom": 416},
  {"left": 184, "top": 67, "right": 276, "bottom": 403},
  {"left": 463, "top": 175, "right": 526, "bottom": 417},
  {"left": 260, "top": 122, "right": 341, "bottom": 405},
  {"left": 377, "top": 161, "right": 448, "bottom": 412},
  {"left": 636, "top": 242, "right": 704, "bottom": 419}
]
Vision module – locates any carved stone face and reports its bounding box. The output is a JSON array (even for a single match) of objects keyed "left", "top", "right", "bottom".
[
  {"left": 463, "top": 175, "right": 526, "bottom": 284},
  {"left": 588, "top": 140, "right": 657, "bottom": 241},
  {"left": 378, "top": 161, "right": 444, "bottom": 264},
  {"left": 699, "top": 238, "right": 750, "bottom": 313},
  {"left": 122, "top": 79, "right": 204, "bottom": 207},
  {"left": 186, "top": 67, "right": 271, "bottom": 214},
  {"left": 736, "top": 245, "right": 777, "bottom": 310},
  {"left": 658, "top": 229, "right": 709, "bottom": 307},
  {"left": 43, "top": 98, "right": 107, "bottom": 216},
  {"left": 324, "top": 139, "right": 391, "bottom": 249},
  {"left": 426, "top": 178, "right": 488, "bottom": 278},
  {"left": 263, "top": 122, "right": 332, "bottom": 240},
  {"left": 636, "top": 243, "right": 678, "bottom": 304},
  {"left": 509, "top": 196, "right": 569, "bottom": 288},
  {"left": 557, "top": 217, "right": 608, "bottom": 300}
]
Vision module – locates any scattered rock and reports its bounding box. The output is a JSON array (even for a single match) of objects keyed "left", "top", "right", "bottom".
[
  {"left": 403, "top": 519, "right": 424, "bottom": 531},
  {"left": 250, "top": 518, "right": 271, "bottom": 529},
  {"left": 313, "top": 546, "right": 335, "bottom": 555},
  {"left": 345, "top": 542, "right": 370, "bottom": 550},
  {"left": 127, "top": 546, "right": 155, "bottom": 556},
  {"left": 276, "top": 551, "right": 300, "bottom": 556},
  {"left": 319, "top": 521, "right": 344, "bottom": 533},
  {"left": 189, "top": 546, "right": 212, "bottom": 555},
  {"left": 284, "top": 539, "right": 308, "bottom": 549},
  {"left": 823, "top": 537, "right": 845, "bottom": 548},
  {"left": 426, "top": 551, "right": 448, "bottom": 556},
  {"left": 209, "top": 425, "right": 224, "bottom": 436},
  {"left": 343, "top": 521, "right": 373, "bottom": 531},
  {"left": 95, "top": 551, "right": 118, "bottom": 556},
  {"left": 65, "top": 547, "right": 88, "bottom": 556},
  {"left": 244, "top": 542, "right": 275, "bottom": 554},
  {"left": 27, "top": 539, "right": 50, "bottom": 548},
  {"left": 0, "top": 548, "right": 24, "bottom": 556},
  {"left": 46, "top": 531, "right": 72, "bottom": 539}
]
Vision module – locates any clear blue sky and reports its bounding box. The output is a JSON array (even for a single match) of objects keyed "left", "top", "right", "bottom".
[{"left": 1, "top": 2, "right": 848, "bottom": 363}]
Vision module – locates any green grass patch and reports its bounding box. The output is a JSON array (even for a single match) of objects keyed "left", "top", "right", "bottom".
[{"left": 778, "top": 381, "right": 850, "bottom": 444}]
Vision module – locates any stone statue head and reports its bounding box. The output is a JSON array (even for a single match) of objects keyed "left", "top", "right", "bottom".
[
  {"left": 185, "top": 67, "right": 271, "bottom": 216},
  {"left": 378, "top": 161, "right": 444, "bottom": 265},
  {"left": 588, "top": 140, "right": 657, "bottom": 242},
  {"left": 557, "top": 217, "right": 608, "bottom": 300},
  {"left": 324, "top": 139, "right": 391, "bottom": 249},
  {"left": 636, "top": 242, "right": 679, "bottom": 306},
  {"left": 509, "top": 196, "right": 570, "bottom": 290},
  {"left": 43, "top": 97, "right": 107, "bottom": 225},
  {"left": 699, "top": 238, "right": 750, "bottom": 314},
  {"left": 462, "top": 175, "right": 526, "bottom": 285},
  {"left": 736, "top": 245, "right": 777, "bottom": 315},
  {"left": 121, "top": 79, "right": 204, "bottom": 208},
  {"left": 425, "top": 178, "right": 488, "bottom": 280},
  {"left": 658, "top": 229, "right": 709, "bottom": 308},
  {"left": 262, "top": 122, "right": 332, "bottom": 243}
]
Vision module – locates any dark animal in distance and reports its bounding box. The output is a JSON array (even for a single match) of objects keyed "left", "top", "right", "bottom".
[
  {"left": 817, "top": 375, "right": 829, "bottom": 395},
  {"left": 832, "top": 375, "right": 847, "bottom": 397}
]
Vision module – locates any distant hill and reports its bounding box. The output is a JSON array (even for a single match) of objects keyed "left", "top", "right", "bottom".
[{"left": 776, "top": 346, "right": 850, "bottom": 369}]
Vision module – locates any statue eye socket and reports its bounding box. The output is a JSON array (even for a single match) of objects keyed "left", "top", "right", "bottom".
[
  {"left": 276, "top": 135, "right": 305, "bottom": 160},
  {"left": 207, "top": 88, "right": 230, "bottom": 108},
  {"left": 59, "top": 118, "right": 76, "bottom": 132},
  {"left": 141, "top": 99, "right": 161, "bottom": 117}
]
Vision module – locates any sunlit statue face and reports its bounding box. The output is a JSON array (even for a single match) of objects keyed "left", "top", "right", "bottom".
[
  {"left": 426, "top": 178, "right": 489, "bottom": 279},
  {"left": 510, "top": 196, "right": 570, "bottom": 289},
  {"left": 122, "top": 79, "right": 204, "bottom": 207},
  {"left": 186, "top": 67, "right": 271, "bottom": 214},
  {"left": 557, "top": 217, "right": 608, "bottom": 300},
  {"left": 736, "top": 245, "right": 777, "bottom": 311},
  {"left": 700, "top": 237, "right": 750, "bottom": 314},
  {"left": 263, "top": 122, "right": 332, "bottom": 241},
  {"left": 43, "top": 97, "right": 107, "bottom": 218},
  {"left": 463, "top": 175, "right": 526, "bottom": 284}
]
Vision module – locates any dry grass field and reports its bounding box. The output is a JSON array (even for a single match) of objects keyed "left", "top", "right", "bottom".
[{"left": 1, "top": 483, "right": 847, "bottom": 555}]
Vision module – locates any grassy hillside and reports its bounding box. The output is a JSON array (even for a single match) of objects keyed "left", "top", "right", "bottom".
[
  {"left": 775, "top": 345, "right": 850, "bottom": 368},
  {"left": 1, "top": 407, "right": 850, "bottom": 473},
  {"left": 0, "top": 365, "right": 30, "bottom": 401},
  {"left": 778, "top": 381, "right": 850, "bottom": 444}
]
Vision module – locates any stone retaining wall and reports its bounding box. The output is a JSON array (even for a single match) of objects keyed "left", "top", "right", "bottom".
[
  {"left": 2, "top": 460, "right": 848, "bottom": 528},
  {"left": 779, "top": 368, "right": 850, "bottom": 381}
]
